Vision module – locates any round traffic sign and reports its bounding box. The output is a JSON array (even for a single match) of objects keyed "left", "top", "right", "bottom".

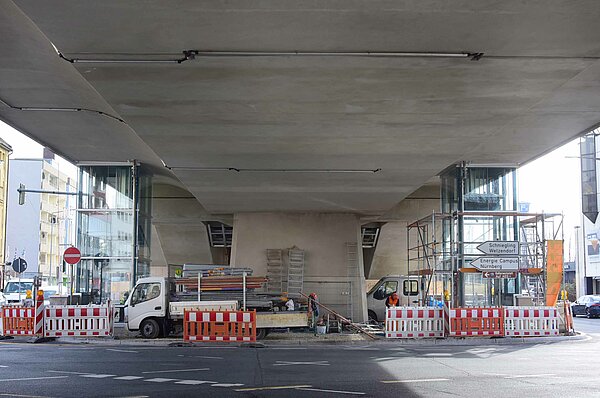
[
  {"left": 12, "top": 257, "right": 27, "bottom": 273},
  {"left": 63, "top": 247, "right": 81, "bottom": 264}
]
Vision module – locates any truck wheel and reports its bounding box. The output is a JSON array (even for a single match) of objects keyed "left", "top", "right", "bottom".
[
  {"left": 140, "top": 318, "right": 160, "bottom": 339},
  {"left": 256, "top": 328, "right": 269, "bottom": 340}
]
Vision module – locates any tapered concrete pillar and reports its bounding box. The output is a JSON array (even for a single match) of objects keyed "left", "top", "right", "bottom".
[{"left": 231, "top": 212, "right": 367, "bottom": 322}]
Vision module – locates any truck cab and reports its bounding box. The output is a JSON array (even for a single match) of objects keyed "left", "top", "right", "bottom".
[
  {"left": 124, "top": 277, "right": 169, "bottom": 338},
  {"left": 366, "top": 276, "right": 420, "bottom": 323}
]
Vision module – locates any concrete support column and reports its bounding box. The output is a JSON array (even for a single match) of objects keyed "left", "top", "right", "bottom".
[{"left": 230, "top": 212, "right": 367, "bottom": 322}]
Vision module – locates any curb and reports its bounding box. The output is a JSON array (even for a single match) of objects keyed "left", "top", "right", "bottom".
[{"left": 26, "top": 331, "right": 587, "bottom": 347}]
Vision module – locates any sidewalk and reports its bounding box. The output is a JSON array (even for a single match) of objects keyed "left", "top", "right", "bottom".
[{"left": 9, "top": 328, "right": 585, "bottom": 347}]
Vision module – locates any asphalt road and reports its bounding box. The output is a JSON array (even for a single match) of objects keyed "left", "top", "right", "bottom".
[{"left": 1, "top": 328, "right": 599, "bottom": 398}]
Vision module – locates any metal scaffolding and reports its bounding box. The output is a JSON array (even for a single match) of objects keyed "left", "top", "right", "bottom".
[{"left": 407, "top": 211, "right": 563, "bottom": 306}]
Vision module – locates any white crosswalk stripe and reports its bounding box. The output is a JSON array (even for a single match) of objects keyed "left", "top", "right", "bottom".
[
  {"left": 175, "top": 380, "right": 216, "bottom": 385},
  {"left": 114, "top": 376, "right": 144, "bottom": 381},
  {"left": 144, "top": 378, "right": 177, "bottom": 383},
  {"left": 81, "top": 374, "right": 116, "bottom": 378},
  {"left": 212, "top": 383, "right": 245, "bottom": 387}
]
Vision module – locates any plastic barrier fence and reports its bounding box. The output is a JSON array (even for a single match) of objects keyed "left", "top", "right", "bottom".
[
  {"left": 385, "top": 307, "right": 444, "bottom": 338},
  {"left": 44, "top": 303, "right": 113, "bottom": 337},
  {"left": 445, "top": 306, "right": 504, "bottom": 337},
  {"left": 184, "top": 310, "right": 256, "bottom": 342},
  {"left": 504, "top": 307, "right": 559, "bottom": 336},
  {"left": 2, "top": 307, "right": 36, "bottom": 336}
]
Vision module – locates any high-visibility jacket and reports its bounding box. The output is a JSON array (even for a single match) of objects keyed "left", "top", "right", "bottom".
[{"left": 386, "top": 296, "right": 399, "bottom": 307}]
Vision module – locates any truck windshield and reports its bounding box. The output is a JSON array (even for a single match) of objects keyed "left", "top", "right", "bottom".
[
  {"left": 131, "top": 283, "right": 161, "bottom": 305},
  {"left": 4, "top": 282, "right": 33, "bottom": 293}
]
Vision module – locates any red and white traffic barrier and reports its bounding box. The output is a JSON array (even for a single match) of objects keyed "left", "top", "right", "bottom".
[
  {"left": 444, "top": 306, "right": 504, "bottom": 337},
  {"left": 184, "top": 310, "right": 256, "bottom": 342},
  {"left": 504, "top": 306, "right": 559, "bottom": 336},
  {"left": 44, "top": 302, "right": 113, "bottom": 337},
  {"left": 385, "top": 307, "right": 444, "bottom": 338},
  {"left": 2, "top": 307, "right": 36, "bottom": 336}
]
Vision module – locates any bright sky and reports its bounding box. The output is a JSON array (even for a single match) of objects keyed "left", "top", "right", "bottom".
[
  {"left": 518, "top": 139, "right": 581, "bottom": 261},
  {"left": 0, "top": 120, "right": 585, "bottom": 260},
  {"left": 0, "top": 121, "right": 77, "bottom": 177}
]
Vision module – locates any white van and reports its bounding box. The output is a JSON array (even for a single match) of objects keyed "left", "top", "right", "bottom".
[
  {"left": 2, "top": 279, "right": 35, "bottom": 303},
  {"left": 366, "top": 276, "right": 420, "bottom": 323}
]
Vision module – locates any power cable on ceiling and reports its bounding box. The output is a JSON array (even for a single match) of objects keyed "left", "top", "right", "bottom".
[{"left": 0, "top": 96, "right": 126, "bottom": 124}]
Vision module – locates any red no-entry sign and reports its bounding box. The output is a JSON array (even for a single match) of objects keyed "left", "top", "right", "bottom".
[{"left": 63, "top": 247, "right": 81, "bottom": 264}]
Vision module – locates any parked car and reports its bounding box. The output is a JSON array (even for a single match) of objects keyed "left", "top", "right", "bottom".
[
  {"left": 0, "top": 291, "right": 6, "bottom": 306},
  {"left": 571, "top": 295, "right": 600, "bottom": 318}
]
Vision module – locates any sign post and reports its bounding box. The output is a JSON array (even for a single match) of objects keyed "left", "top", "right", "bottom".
[
  {"left": 12, "top": 257, "right": 27, "bottom": 302},
  {"left": 63, "top": 247, "right": 81, "bottom": 305}
]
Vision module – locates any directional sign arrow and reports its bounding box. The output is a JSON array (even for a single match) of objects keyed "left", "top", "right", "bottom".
[
  {"left": 482, "top": 271, "right": 517, "bottom": 279},
  {"left": 476, "top": 241, "right": 519, "bottom": 255},
  {"left": 470, "top": 257, "right": 520, "bottom": 271}
]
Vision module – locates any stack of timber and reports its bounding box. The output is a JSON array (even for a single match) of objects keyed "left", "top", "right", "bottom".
[
  {"left": 175, "top": 265, "right": 272, "bottom": 308},
  {"left": 182, "top": 264, "right": 253, "bottom": 277},
  {"left": 176, "top": 276, "right": 268, "bottom": 292}
]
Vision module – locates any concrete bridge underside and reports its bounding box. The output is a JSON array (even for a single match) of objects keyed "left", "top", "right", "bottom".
[{"left": 1, "top": 1, "right": 600, "bottom": 320}]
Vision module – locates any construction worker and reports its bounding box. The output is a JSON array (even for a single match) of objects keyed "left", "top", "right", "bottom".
[{"left": 385, "top": 292, "right": 400, "bottom": 307}]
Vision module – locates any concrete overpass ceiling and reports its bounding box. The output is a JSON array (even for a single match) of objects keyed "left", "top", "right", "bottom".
[
  {"left": 3, "top": 1, "right": 600, "bottom": 213},
  {"left": 0, "top": 1, "right": 167, "bottom": 172}
]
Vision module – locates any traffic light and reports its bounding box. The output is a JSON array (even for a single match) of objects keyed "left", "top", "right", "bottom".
[{"left": 18, "top": 183, "right": 25, "bottom": 205}]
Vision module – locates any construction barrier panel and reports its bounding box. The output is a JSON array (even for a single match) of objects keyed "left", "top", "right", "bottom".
[
  {"left": 2, "top": 307, "right": 36, "bottom": 336},
  {"left": 44, "top": 302, "right": 113, "bottom": 337},
  {"left": 504, "top": 306, "right": 560, "bottom": 336},
  {"left": 385, "top": 307, "right": 444, "bottom": 338},
  {"left": 445, "top": 306, "right": 504, "bottom": 337},
  {"left": 184, "top": 310, "right": 256, "bottom": 342}
]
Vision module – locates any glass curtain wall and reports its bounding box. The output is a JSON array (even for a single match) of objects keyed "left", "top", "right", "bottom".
[
  {"left": 441, "top": 165, "right": 518, "bottom": 306},
  {"left": 76, "top": 164, "right": 151, "bottom": 304}
]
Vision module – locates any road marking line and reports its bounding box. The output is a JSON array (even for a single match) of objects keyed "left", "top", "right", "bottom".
[
  {"left": 175, "top": 380, "right": 217, "bottom": 385},
  {"left": 81, "top": 374, "right": 116, "bottom": 378},
  {"left": 144, "top": 378, "right": 178, "bottom": 383},
  {"left": 114, "top": 376, "right": 144, "bottom": 380},
  {"left": 504, "top": 374, "right": 556, "bottom": 379},
  {"left": 194, "top": 356, "right": 223, "bottom": 359},
  {"left": 274, "top": 361, "right": 329, "bottom": 366},
  {"left": 142, "top": 368, "right": 209, "bottom": 374},
  {"left": 212, "top": 383, "right": 244, "bottom": 387},
  {"left": 58, "top": 348, "right": 95, "bottom": 350},
  {"left": 47, "top": 370, "right": 91, "bottom": 375},
  {"left": 0, "top": 394, "right": 54, "bottom": 398},
  {"left": 107, "top": 349, "right": 138, "bottom": 353},
  {"left": 296, "top": 387, "right": 365, "bottom": 395},
  {"left": 0, "top": 376, "right": 69, "bottom": 382},
  {"left": 113, "top": 396, "right": 149, "bottom": 398},
  {"left": 0, "top": 366, "right": 7, "bottom": 368},
  {"left": 235, "top": 385, "right": 312, "bottom": 392},
  {"left": 381, "top": 378, "right": 450, "bottom": 384}
]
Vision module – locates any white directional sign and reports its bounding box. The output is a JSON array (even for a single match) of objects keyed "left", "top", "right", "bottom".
[
  {"left": 476, "top": 241, "right": 519, "bottom": 255},
  {"left": 470, "top": 257, "right": 520, "bottom": 271}
]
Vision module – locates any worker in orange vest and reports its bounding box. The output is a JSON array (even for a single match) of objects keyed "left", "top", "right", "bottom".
[{"left": 385, "top": 292, "right": 400, "bottom": 307}]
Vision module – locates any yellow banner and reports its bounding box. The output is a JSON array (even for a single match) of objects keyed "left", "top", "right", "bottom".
[{"left": 546, "top": 240, "right": 563, "bottom": 307}]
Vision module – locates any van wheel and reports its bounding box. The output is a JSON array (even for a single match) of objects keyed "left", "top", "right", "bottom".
[
  {"left": 140, "top": 319, "right": 160, "bottom": 339},
  {"left": 368, "top": 310, "right": 378, "bottom": 324}
]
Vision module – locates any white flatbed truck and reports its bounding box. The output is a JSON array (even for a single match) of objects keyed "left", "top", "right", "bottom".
[{"left": 123, "top": 277, "right": 308, "bottom": 339}]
